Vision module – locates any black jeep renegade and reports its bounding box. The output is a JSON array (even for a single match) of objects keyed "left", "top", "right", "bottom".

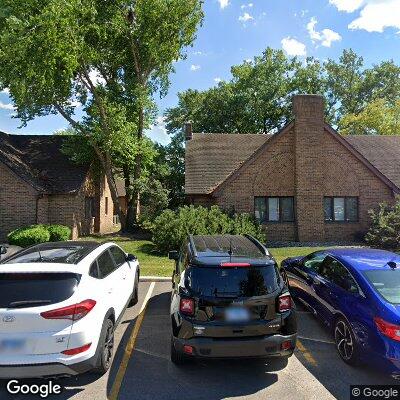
[{"left": 169, "top": 234, "right": 297, "bottom": 364}]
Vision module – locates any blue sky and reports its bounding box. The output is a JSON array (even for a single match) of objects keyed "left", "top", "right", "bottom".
[{"left": 1, "top": 0, "right": 400, "bottom": 145}]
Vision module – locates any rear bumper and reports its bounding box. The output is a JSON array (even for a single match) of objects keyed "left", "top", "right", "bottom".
[
  {"left": 0, "top": 355, "right": 97, "bottom": 379},
  {"left": 173, "top": 333, "right": 297, "bottom": 359}
]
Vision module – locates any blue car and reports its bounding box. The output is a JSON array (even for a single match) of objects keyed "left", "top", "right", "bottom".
[{"left": 280, "top": 248, "right": 400, "bottom": 378}]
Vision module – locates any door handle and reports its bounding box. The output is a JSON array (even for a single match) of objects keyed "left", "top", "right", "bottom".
[
  {"left": 108, "top": 288, "right": 113, "bottom": 294},
  {"left": 122, "top": 274, "right": 127, "bottom": 280}
]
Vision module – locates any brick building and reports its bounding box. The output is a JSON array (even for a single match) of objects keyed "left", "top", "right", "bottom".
[
  {"left": 185, "top": 94, "right": 400, "bottom": 242},
  {"left": 0, "top": 133, "right": 117, "bottom": 241}
]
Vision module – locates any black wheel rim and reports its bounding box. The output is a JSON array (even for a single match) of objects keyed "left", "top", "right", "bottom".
[
  {"left": 103, "top": 322, "right": 114, "bottom": 368},
  {"left": 335, "top": 320, "right": 354, "bottom": 361}
]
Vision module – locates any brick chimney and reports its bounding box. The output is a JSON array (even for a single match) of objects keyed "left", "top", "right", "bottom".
[
  {"left": 185, "top": 122, "right": 193, "bottom": 141},
  {"left": 293, "top": 95, "right": 325, "bottom": 242}
]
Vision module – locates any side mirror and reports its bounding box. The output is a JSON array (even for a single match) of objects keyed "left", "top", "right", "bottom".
[
  {"left": 126, "top": 253, "right": 137, "bottom": 262},
  {"left": 168, "top": 251, "right": 179, "bottom": 261},
  {"left": 0, "top": 246, "right": 7, "bottom": 255}
]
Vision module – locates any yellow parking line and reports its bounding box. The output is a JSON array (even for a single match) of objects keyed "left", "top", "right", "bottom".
[
  {"left": 296, "top": 339, "right": 318, "bottom": 367},
  {"left": 109, "top": 282, "right": 156, "bottom": 400}
]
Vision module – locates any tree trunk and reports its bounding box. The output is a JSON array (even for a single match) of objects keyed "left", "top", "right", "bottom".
[
  {"left": 125, "top": 106, "right": 144, "bottom": 232},
  {"left": 93, "top": 145, "right": 126, "bottom": 231}
]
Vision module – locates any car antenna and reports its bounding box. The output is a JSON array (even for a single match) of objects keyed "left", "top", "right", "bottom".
[
  {"left": 37, "top": 246, "right": 43, "bottom": 262},
  {"left": 228, "top": 236, "right": 233, "bottom": 263}
]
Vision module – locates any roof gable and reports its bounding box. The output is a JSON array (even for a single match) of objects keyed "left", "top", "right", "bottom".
[
  {"left": 185, "top": 133, "right": 271, "bottom": 195},
  {"left": 0, "top": 132, "right": 90, "bottom": 194}
]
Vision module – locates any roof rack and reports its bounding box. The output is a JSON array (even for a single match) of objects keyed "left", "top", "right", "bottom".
[
  {"left": 243, "top": 234, "right": 269, "bottom": 256},
  {"left": 188, "top": 235, "right": 198, "bottom": 257}
]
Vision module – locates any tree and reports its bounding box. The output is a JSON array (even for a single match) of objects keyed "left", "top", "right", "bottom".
[
  {"left": 0, "top": 0, "right": 203, "bottom": 231},
  {"left": 339, "top": 99, "right": 400, "bottom": 136}
]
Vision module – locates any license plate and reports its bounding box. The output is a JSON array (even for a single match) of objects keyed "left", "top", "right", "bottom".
[
  {"left": 0, "top": 338, "right": 26, "bottom": 353},
  {"left": 225, "top": 307, "right": 250, "bottom": 322}
]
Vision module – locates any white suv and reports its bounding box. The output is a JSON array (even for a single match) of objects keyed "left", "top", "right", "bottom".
[{"left": 0, "top": 241, "right": 139, "bottom": 378}]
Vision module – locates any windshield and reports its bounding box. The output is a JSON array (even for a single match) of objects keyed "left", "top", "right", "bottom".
[
  {"left": 363, "top": 269, "right": 400, "bottom": 304},
  {"left": 0, "top": 273, "right": 80, "bottom": 308},
  {"left": 4, "top": 246, "right": 89, "bottom": 264},
  {"left": 186, "top": 265, "right": 280, "bottom": 298}
]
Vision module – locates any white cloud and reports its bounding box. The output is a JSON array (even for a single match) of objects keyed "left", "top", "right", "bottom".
[
  {"left": 88, "top": 69, "right": 106, "bottom": 86},
  {"left": 0, "top": 101, "right": 15, "bottom": 111},
  {"left": 1, "top": 88, "right": 10, "bottom": 94},
  {"left": 190, "top": 64, "right": 201, "bottom": 71},
  {"left": 147, "top": 116, "right": 170, "bottom": 145},
  {"left": 214, "top": 77, "right": 222, "bottom": 83},
  {"left": 218, "top": 0, "right": 230, "bottom": 9},
  {"left": 307, "top": 17, "right": 342, "bottom": 47},
  {"left": 245, "top": 58, "right": 252, "bottom": 63},
  {"left": 330, "top": 0, "right": 400, "bottom": 33},
  {"left": 241, "top": 3, "right": 253, "bottom": 9},
  {"left": 281, "top": 37, "right": 307, "bottom": 56},
  {"left": 329, "top": 0, "right": 364, "bottom": 13},
  {"left": 193, "top": 51, "right": 203, "bottom": 55},
  {"left": 349, "top": 0, "right": 400, "bottom": 32},
  {"left": 239, "top": 12, "right": 254, "bottom": 23}
]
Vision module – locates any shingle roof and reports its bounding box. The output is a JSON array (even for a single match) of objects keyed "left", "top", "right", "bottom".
[
  {"left": 0, "top": 132, "right": 90, "bottom": 194},
  {"left": 185, "top": 133, "right": 271, "bottom": 194},
  {"left": 185, "top": 131, "right": 400, "bottom": 195},
  {"left": 344, "top": 135, "right": 400, "bottom": 190}
]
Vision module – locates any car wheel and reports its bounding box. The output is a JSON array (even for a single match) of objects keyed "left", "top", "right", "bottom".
[
  {"left": 95, "top": 318, "right": 115, "bottom": 374},
  {"left": 128, "top": 274, "right": 139, "bottom": 307},
  {"left": 170, "top": 336, "right": 187, "bottom": 365},
  {"left": 334, "top": 318, "right": 358, "bottom": 365}
]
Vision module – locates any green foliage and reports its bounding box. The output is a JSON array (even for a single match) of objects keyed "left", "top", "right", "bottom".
[
  {"left": 47, "top": 225, "right": 72, "bottom": 242},
  {"left": 8, "top": 226, "right": 51, "bottom": 247},
  {"left": 365, "top": 199, "right": 400, "bottom": 250},
  {"left": 339, "top": 99, "right": 400, "bottom": 136},
  {"left": 152, "top": 205, "right": 266, "bottom": 254},
  {"left": 7, "top": 224, "right": 71, "bottom": 247}
]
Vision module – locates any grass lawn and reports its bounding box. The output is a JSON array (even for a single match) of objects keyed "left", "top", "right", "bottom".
[{"left": 84, "top": 234, "right": 331, "bottom": 277}]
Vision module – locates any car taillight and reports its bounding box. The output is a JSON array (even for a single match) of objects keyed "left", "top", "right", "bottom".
[
  {"left": 374, "top": 317, "right": 400, "bottom": 342},
  {"left": 62, "top": 343, "right": 91, "bottom": 355},
  {"left": 278, "top": 294, "right": 292, "bottom": 312},
  {"left": 180, "top": 298, "right": 195, "bottom": 316},
  {"left": 40, "top": 299, "right": 96, "bottom": 321},
  {"left": 220, "top": 262, "right": 251, "bottom": 267}
]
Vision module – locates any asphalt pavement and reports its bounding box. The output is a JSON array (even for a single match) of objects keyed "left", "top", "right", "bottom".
[{"left": 0, "top": 281, "right": 396, "bottom": 400}]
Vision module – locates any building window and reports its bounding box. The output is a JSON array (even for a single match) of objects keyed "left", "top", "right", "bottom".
[
  {"left": 254, "top": 197, "right": 295, "bottom": 223},
  {"left": 85, "top": 197, "right": 95, "bottom": 219},
  {"left": 105, "top": 197, "right": 109, "bottom": 215},
  {"left": 324, "top": 197, "right": 358, "bottom": 222}
]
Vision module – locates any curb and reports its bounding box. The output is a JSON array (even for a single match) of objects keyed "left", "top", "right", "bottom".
[{"left": 140, "top": 276, "right": 171, "bottom": 282}]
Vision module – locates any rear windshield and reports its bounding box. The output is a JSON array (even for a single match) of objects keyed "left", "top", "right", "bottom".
[
  {"left": 4, "top": 246, "right": 88, "bottom": 264},
  {"left": 363, "top": 270, "right": 400, "bottom": 304},
  {"left": 186, "top": 266, "right": 280, "bottom": 298},
  {"left": 0, "top": 273, "right": 80, "bottom": 308}
]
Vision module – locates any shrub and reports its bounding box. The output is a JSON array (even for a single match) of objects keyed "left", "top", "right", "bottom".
[
  {"left": 152, "top": 205, "right": 266, "bottom": 254},
  {"left": 7, "top": 224, "right": 71, "bottom": 247},
  {"left": 365, "top": 198, "right": 400, "bottom": 250},
  {"left": 47, "top": 225, "right": 72, "bottom": 241},
  {"left": 8, "top": 225, "right": 50, "bottom": 247}
]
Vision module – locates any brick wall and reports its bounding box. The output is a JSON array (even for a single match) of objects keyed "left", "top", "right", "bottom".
[
  {"left": 214, "top": 126, "right": 297, "bottom": 241},
  {"left": 200, "top": 94, "right": 396, "bottom": 242},
  {"left": 0, "top": 163, "right": 38, "bottom": 241}
]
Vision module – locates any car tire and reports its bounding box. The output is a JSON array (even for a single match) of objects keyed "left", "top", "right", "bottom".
[
  {"left": 128, "top": 273, "right": 139, "bottom": 308},
  {"left": 334, "top": 317, "right": 358, "bottom": 366},
  {"left": 94, "top": 318, "right": 115, "bottom": 375},
  {"left": 170, "top": 336, "right": 187, "bottom": 365}
]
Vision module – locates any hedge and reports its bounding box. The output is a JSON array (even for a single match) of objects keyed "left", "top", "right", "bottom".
[
  {"left": 8, "top": 224, "right": 72, "bottom": 247},
  {"left": 152, "top": 205, "right": 266, "bottom": 254}
]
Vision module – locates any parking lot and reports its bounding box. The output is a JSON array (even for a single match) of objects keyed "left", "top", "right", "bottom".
[{"left": 0, "top": 281, "right": 396, "bottom": 400}]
